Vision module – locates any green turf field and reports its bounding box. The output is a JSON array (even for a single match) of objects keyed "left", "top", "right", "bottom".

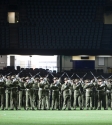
[{"left": 0, "top": 109, "right": 112, "bottom": 125}]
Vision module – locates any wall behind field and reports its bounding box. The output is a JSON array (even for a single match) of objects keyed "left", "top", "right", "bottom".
[
  {"left": 95, "top": 57, "right": 112, "bottom": 73},
  {"left": 62, "top": 56, "right": 72, "bottom": 71},
  {"left": 0, "top": 55, "right": 7, "bottom": 69}
]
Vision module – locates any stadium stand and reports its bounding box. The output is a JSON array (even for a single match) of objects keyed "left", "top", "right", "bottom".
[{"left": 0, "top": 0, "right": 112, "bottom": 55}]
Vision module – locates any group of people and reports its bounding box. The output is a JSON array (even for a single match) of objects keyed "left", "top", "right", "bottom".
[{"left": 0, "top": 71, "right": 112, "bottom": 110}]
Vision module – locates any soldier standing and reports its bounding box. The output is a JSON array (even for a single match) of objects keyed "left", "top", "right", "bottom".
[
  {"left": 38, "top": 77, "right": 47, "bottom": 110},
  {"left": 18, "top": 77, "right": 26, "bottom": 110},
  {"left": 50, "top": 77, "right": 61, "bottom": 110},
  {"left": 32, "top": 77, "right": 39, "bottom": 109},
  {"left": 84, "top": 79, "right": 94, "bottom": 110},
  {"left": 96, "top": 79, "right": 106, "bottom": 110},
  {"left": 81, "top": 80, "right": 86, "bottom": 109},
  {"left": 73, "top": 79, "right": 83, "bottom": 110},
  {"left": 5, "top": 76, "right": 13, "bottom": 110},
  {"left": 10, "top": 75, "right": 19, "bottom": 110},
  {"left": 105, "top": 79, "right": 112, "bottom": 110},
  {"left": 0, "top": 75, "right": 6, "bottom": 110},
  {"left": 24, "top": 77, "right": 34, "bottom": 110},
  {"left": 61, "top": 77, "right": 72, "bottom": 110},
  {"left": 43, "top": 77, "right": 50, "bottom": 110}
]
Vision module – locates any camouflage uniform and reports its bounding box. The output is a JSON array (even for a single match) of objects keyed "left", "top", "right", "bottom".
[
  {"left": 73, "top": 79, "right": 83, "bottom": 110},
  {"left": 105, "top": 79, "right": 112, "bottom": 109},
  {"left": 0, "top": 75, "right": 6, "bottom": 110},
  {"left": 18, "top": 77, "right": 26, "bottom": 110},
  {"left": 61, "top": 78, "right": 72, "bottom": 110},
  {"left": 84, "top": 79, "right": 94, "bottom": 110},
  {"left": 24, "top": 77, "right": 35, "bottom": 110},
  {"left": 50, "top": 77, "right": 61, "bottom": 110},
  {"left": 5, "top": 76, "right": 13, "bottom": 110},
  {"left": 32, "top": 78, "right": 39, "bottom": 109},
  {"left": 10, "top": 76, "right": 19, "bottom": 110},
  {"left": 96, "top": 79, "right": 106, "bottom": 110},
  {"left": 38, "top": 77, "right": 50, "bottom": 110}
]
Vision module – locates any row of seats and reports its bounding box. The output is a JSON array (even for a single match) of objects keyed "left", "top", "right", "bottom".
[
  {"left": 0, "top": 26, "right": 10, "bottom": 49},
  {"left": 0, "top": 66, "right": 109, "bottom": 80},
  {"left": 17, "top": 0, "right": 105, "bottom": 50},
  {"left": 17, "top": 0, "right": 106, "bottom": 5},
  {"left": 101, "top": 25, "right": 112, "bottom": 50},
  {"left": 0, "top": 0, "right": 107, "bottom": 51},
  {"left": 0, "top": 0, "right": 9, "bottom": 4}
]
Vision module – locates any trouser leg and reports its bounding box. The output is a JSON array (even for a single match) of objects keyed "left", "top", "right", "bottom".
[
  {"left": 90, "top": 96, "right": 93, "bottom": 109},
  {"left": 42, "top": 96, "right": 46, "bottom": 109},
  {"left": 106, "top": 94, "right": 108, "bottom": 109},
  {"left": 52, "top": 94, "right": 55, "bottom": 109},
  {"left": 46, "top": 95, "right": 50, "bottom": 109},
  {"left": 18, "top": 91, "right": 22, "bottom": 109},
  {"left": 78, "top": 95, "right": 82, "bottom": 109},
  {"left": 86, "top": 96, "right": 90, "bottom": 109},
  {"left": 67, "top": 96, "right": 71, "bottom": 110},
  {"left": 111, "top": 93, "right": 112, "bottom": 109},
  {"left": 63, "top": 95, "right": 67, "bottom": 109},
  {"left": 1, "top": 93, "right": 5, "bottom": 109},
  {"left": 26, "top": 90, "right": 29, "bottom": 109},
  {"left": 38, "top": 90, "right": 42, "bottom": 109},
  {"left": 10, "top": 90, "right": 13, "bottom": 109},
  {"left": 5, "top": 90, "right": 9, "bottom": 109},
  {"left": 73, "top": 95, "right": 77, "bottom": 109}
]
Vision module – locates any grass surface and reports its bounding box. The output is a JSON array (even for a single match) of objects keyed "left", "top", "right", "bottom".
[{"left": 0, "top": 109, "right": 112, "bottom": 125}]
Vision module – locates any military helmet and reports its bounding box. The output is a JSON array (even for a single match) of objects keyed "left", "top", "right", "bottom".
[
  {"left": 25, "top": 76, "right": 29, "bottom": 80},
  {"left": 21, "top": 77, "right": 25, "bottom": 80},
  {"left": 40, "top": 77, "right": 43, "bottom": 80},
  {"left": 74, "top": 78, "right": 79, "bottom": 82},
  {"left": 7, "top": 76, "right": 11, "bottom": 78},
  {"left": 11, "top": 75, "right": 15, "bottom": 79},
  {"left": 98, "top": 79, "right": 103, "bottom": 82},
  {"left": 53, "top": 77, "right": 57, "bottom": 80},
  {"left": 64, "top": 77, "right": 68, "bottom": 81},
  {"left": 35, "top": 77, "right": 39, "bottom": 80},
  {"left": 84, "top": 79, "right": 90, "bottom": 83}
]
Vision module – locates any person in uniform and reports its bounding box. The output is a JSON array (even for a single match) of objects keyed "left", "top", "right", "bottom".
[
  {"left": 5, "top": 75, "right": 13, "bottom": 110},
  {"left": 10, "top": 75, "right": 19, "bottom": 110},
  {"left": 81, "top": 79, "right": 86, "bottom": 109},
  {"left": 96, "top": 79, "right": 106, "bottom": 110},
  {"left": 32, "top": 77, "right": 39, "bottom": 109},
  {"left": 43, "top": 76, "right": 50, "bottom": 110},
  {"left": 61, "top": 77, "right": 72, "bottom": 110},
  {"left": 50, "top": 77, "right": 61, "bottom": 110},
  {"left": 18, "top": 77, "right": 26, "bottom": 110},
  {"left": 105, "top": 79, "right": 112, "bottom": 110},
  {"left": 73, "top": 78, "right": 83, "bottom": 110},
  {"left": 0, "top": 75, "right": 6, "bottom": 110},
  {"left": 38, "top": 77, "right": 46, "bottom": 110},
  {"left": 83, "top": 79, "right": 94, "bottom": 110},
  {"left": 24, "top": 76, "right": 34, "bottom": 110}
]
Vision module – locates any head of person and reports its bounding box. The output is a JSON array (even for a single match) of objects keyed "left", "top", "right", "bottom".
[
  {"left": 11, "top": 75, "right": 15, "bottom": 79},
  {"left": 84, "top": 79, "right": 90, "bottom": 84},
  {"left": 7, "top": 76, "right": 11, "bottom": 79},
  {"left": 25, "top": 76, "right": 30, "bottom": 82},
  {"left": 40, "top": 77, "right": 43, "bottom": 81},
  {"left": 98, "top": 79, "right": 103, "bottom": 84},
  {"left": 64, "top": 77, "right": 68, "bottom": 83},
  {"left": 74, "top": 78, "right": 79, "bottom": 83},
  {"left": 35, "top": 77, "right": 40, "bottom": 82},
  {"left": 53, "top": 77, "right": 57, "bottom": 81}
]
